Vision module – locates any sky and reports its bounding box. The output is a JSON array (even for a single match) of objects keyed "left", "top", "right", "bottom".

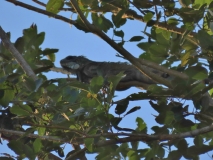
[{"left": 0, "top": 0, "right": 212, "bottom": 159}]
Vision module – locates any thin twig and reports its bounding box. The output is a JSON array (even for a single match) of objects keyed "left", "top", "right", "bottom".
[
  {"left": 32, "top": 0, "right": 45, "bottom": 7},
  {"left": 0, "top": 128, "right": 69, "bottom": 143}
]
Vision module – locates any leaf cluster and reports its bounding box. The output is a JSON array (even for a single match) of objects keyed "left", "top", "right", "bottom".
[{"left": 3, "top": 0, "right": 213, "bottom": 159}]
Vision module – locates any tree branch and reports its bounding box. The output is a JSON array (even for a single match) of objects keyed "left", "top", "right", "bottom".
[
  {"left": 1, "top": 123, "right": 213, "bottom": 147},
  {"left": 6, "top": 0, "right": 190, "bottom": 83},
  {"left": 6, "top": 0, "right": 76, "bottom": 25},
  {"left": 0, "top": 128, "right": 68, "bottom": 143},
  {"left": 0, "top": 26, "right": 37, "bottom": 80},
  {"left": 69, "top": 0, "right": 173, "bottom": 88}
]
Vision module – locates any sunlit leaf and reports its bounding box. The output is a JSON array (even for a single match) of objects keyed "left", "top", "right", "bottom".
[
  {"left": 136, "top": 117, "right": 146, "bottom": 131},
  {"left": 84, "top": 138, "right": 94, "bottom": 152},
  {"left": 46, "top": 0, "right": 64, "bottom": 14}
]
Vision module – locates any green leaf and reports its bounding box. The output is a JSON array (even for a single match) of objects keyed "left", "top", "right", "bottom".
[
  {"left": 68, "top": 81, "right": 89, "bottom": 91},
  {"left": 80, "top": 0, "right": 94, "bottom": 5},
  {"left": 46, "top": 0, "right": 64, "bottom": 14},
  {"left": 167, "top": 18, "right": 179, "bottom": 25},
  {"left": 181, "top": 50, "right": 191, "bottom": 66},
  {"left": 0, "top": 76, "right": 8, "bottom": 84},
  {"left": 147, "top": 85, "right": 165, "bottom": 95},
  {"left": 161, "top": 30, "right": 171, "bottom": 40},
  {"left": 24, "top": 145, "right": 36, "bottom": 160},
  {"left": 38, "top": 127, "right": 46, "bottom": 136},
  {"left": 62, "top": 87, "right": 79, "bottom": 103},
  {"left": 197, "top": 30, "right": 213, "bottom": 49},
  {"left": 194, "top": 0, "right": 212, "bottom": 8},
  {"left": 136, "top": 117, "right": 146, "bottom": 131},
  {"left": 110, "top": 117, "right": 122, "bottom": 127},
  {"left": 129, "top": 36, "right": 144, "bottom": 42},
  {"left": 194, "top": 136, "right": 203, "bottom": 147},
  {"left": 90, "top": 76, "right": 104, "bottom": 88},
  {"left": 149, "top": 43, "right": 168, "bottom": 57},
  {"left": 124, "top": 106, "right": 141, "bottom": 116},
  {"left": 24, "top": 77, "right": 36, "bottom": 91},
  {"left": 10, "top": 105, "right": 32, "bottom": 116},
  {"left": 186, "top": 83, "right": 205, "bottom": 97},
  {"left": 137, "top": 42, "right": 152, "bottom": 51},
  {"left": 75, "top": 17, "right": 90, "bottom": 33},
  {"left": 46, "top": 53, "right": 55, "bottom": 62},
  {"left": 107, "top": 72, "right": 125, "bottom": 101},
  {"left": 57, "top": 147, "right": 64, "bottom": 157},
  {"left": 15, "top": 37, "right": 25, "bottom": 53},
  {"left": 23, "top": 25, "right": 37, "bottom": 42},
  {"left": 151, "top": 126, "right": 169, "bottom": 134},
  {"left": 130, "top": 141, "right": 139, "bottom": 150},
  {"left": 0, "top": 89, "right": 15, "bottom": 107},
  {"left": 114, "top": 30, "right": 124, "bottom": 39},
  {"left": 8, "top": 140, "right": 24, "bottom": 155},
  {"left": 144, "top": 12, "right": 154, "bottom": 22},
  {"left": 117, "top": 143, "right": 129, "bottom": 157},
  {"left": 153, "top": 144, "right": 165, "bottom": 158},
  {"left": 42, "top": 48, "right": 59, "bottom": 55},
  {"left": 168, "top": 150, "right": 182, "bottom": 159},
  {"left": 35, "top": 32, "right": 45, "bottom": 46},
  {"left": 33, "top": 138, "right": 42, "bottom": 153},
  {"left": 115, "top": 99, "right": 129, "bottom": 115},
  {"left": 164, "top": 111, "right": 174, "bottom": 125},
  {"left": 176, "top": 139, "right": 188, "bottom": 154},
  {"left": 84, "top": 138, "right": 94, "bottom": 152},
  {"left": 184, "top": 66, "right": 208, "bottom": 80},
  {"left": 156, "top": 111, "right": 174, "bottom": 125},
  {"left": 91, "top": 13, "right": 113, "bottom": 32},
  {"left": 149, "top": 100, "right": 167, "bottom": 113},
  {"left": 112, "top": 9, "right": 127, "bottom": 28}
]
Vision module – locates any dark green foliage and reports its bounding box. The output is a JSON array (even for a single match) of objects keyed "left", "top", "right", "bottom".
[{"left": 2, "top": 0, "right": 213, "bottom": 159}]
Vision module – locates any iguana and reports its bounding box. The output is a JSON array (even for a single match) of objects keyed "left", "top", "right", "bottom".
[{"left": 60, "top": 55, "right": 171, "bottom": 90}]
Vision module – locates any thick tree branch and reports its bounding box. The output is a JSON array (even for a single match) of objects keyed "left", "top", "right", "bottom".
[
  {"left": 6, "top": 0, "right": 190, "bottom": 82},
  {"left": 0, "top": 128, "right": 68, "bottom": 143},
  {"left": 69, "top": 0, "right": 173, "bottom": 88},
  {"left": 1, "top": 123, "right": 213, "bottom": 147},
  {"left": 0, "top": 26, "right": 37, "bottom": 80},
  {"left": 7, "top": 0, "right": 196, "bottom": 38},
  {"left": 6, "top": 0, "right": 76, "bottom": 25}
]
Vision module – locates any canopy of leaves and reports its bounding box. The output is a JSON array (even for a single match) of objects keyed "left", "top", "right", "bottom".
[{"left": 1, "top": 0, "right": 213, "bottom": 159}]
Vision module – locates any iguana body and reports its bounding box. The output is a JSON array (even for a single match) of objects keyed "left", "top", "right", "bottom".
[{"left": 60, "top": 56, "right": 170, "bottom": 90}]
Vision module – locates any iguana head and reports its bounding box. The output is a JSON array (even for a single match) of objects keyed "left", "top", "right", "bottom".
[{"left": 60, "top": 56, "right": 91, "bottom": 73}]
